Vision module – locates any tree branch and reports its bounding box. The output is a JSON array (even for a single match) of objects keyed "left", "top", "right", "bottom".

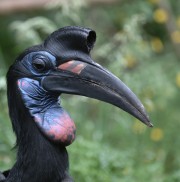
[{"left": 0, "top": 0, "right": 118, "bottom": 15}]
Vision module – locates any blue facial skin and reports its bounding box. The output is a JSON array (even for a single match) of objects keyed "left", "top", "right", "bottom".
[
  {"left": 18, "top": 78, "right": 59, "bottom": 115},
  {"left": 17, "top": 51, "right": 76, "bottom": 145},
  {"left": 17, "top": 51, "right": 58, "bottom": 115},
  {"left": 19, "top": 51, "right": 57, "bottom": 76}
]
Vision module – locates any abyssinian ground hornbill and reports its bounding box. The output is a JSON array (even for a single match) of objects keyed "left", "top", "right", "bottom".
[{"left": 0, "top": 26, "right": 153, "bottom": 182}]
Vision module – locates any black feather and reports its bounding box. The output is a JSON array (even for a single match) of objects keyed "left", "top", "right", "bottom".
[{"left": 6, "top": 69, "right": 71, "bottom": 182}]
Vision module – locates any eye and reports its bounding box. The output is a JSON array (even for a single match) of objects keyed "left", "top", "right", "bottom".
[{"left": 32, "top": 58, "right": 46, "bottom": 71}]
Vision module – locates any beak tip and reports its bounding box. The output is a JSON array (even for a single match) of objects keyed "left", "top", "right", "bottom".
[
  {"left": 144, "top": 118, "right": 153, "bottom": 127},
  {"left": 147, "top": 122, "right": 153, "bottom": 127}
]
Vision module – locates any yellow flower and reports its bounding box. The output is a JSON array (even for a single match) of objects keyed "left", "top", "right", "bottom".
[
  {"left": 150, "top": 128, "right": 164, "bottom": 141},
  {"left": 148, "top": 0, "right": 160, "bottom": 4},
  {"left": 171, "top": 31, "right": 180, "bottom": 44},
  {"left": 176, "top": 72, "right": 180, "bottom": 87},
  {"left": 132, "top": 120, "right": 146, "bottom": 134},
  {"left": 153, "top": 9, "right": 168, "bottom": 23},
  {"left": 124, "top": 55, "right": 137, "bottom": 69},
  {"left": 151, "top": 37, "right": 164, "bottom": 53},
  {"left": 176, "top": 17, "right": 180, "bottom": 28}
]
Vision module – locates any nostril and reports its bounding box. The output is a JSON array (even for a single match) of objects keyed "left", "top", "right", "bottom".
[{"left": 87, "top": 30, "right": 96, "bottom": 51}]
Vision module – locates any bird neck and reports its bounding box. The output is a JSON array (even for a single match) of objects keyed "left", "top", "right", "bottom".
[
  {"left": 17, "top": 78, "right": 76, "bottom": 145},
  {"left": 6, "top": 79, "right": 71, "bottom": 182}
]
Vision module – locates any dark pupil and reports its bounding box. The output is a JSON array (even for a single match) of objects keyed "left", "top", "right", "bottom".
[{"left": 33, "top": 59, "right": 45, "bottom": 70}]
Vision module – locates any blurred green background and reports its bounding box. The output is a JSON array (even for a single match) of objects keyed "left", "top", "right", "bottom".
[{"left": 0, "top": 0, "right": 180, "bottom": 181}]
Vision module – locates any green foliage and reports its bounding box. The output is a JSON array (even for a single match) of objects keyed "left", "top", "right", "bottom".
[
  {"left": 0, "top": 50, "right": 15, "bottom": 170},
  {"left": 0, "top": 0, "right": 180, "bottom": 181}
]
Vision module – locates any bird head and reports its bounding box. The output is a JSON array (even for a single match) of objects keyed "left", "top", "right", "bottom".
[{"left": 7, "top": 26, "right": 152, "bottom": 146}]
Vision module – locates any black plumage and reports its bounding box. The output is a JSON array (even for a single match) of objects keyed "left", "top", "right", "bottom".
[{"left": 0, "top": 26, "right": 152, "bottom": 182}]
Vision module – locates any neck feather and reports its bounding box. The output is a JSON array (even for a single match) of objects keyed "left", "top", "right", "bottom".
[{"left": 6, "top": 77, "right": 71, "bottom": 182}]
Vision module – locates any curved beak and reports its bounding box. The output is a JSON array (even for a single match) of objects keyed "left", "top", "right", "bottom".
[{"left": 42, "top": 59, "right": 153, "bottom": 127}]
